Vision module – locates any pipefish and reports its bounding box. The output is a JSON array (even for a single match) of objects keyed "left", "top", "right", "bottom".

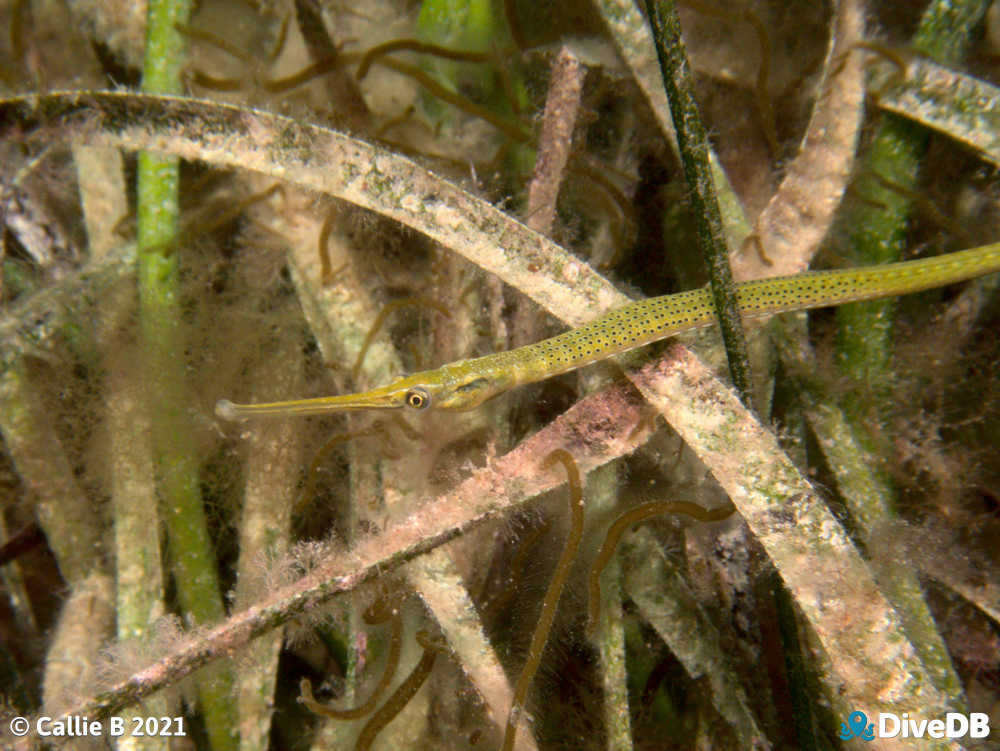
[{"left": 216, "top": 242, "right": 1000, "bottom": 419}]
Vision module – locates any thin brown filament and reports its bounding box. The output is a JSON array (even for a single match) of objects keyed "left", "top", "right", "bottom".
[
  {"left": 190, "top": 183, "right": 283, "bottom": 238},
  {"left": 481, "top": 518, "right": 552, "bottom": 622},
  {"left": 370, "top": 133, "right": 467, "bottom": 169},
  {"left": 590, "top": 193, "right": 629, "bottom": 270},
  {"left": 352, "top": 297, "right": 452, "bottom": 381},
  {"left": 10, "top": 0, "right": 26, "bottom": 65},
  {"left": 503, "top": 0, "right": 529, "bottom": 50},
  {"left": 501, "top": 449, "right": 585, "bottom": 751},
  {"left": 586, "top": 500, "right": 735, "bottom": 636},
  {"left": 415, "top": 628, "right": 448, "bottom": 652},
  {"left": 113, "top": 167, "right": 230, "bottom": 241},
  {"left": 739, "top": 233, "right": 774, "bottom": 267},
  {"left": 318, "top": 206, "right": 338, "bottom": 285},
  {"left": 494, "top": 48, "right": 524, "bottom": 117},
  {"left": 625, "top": 409, "right": 660, "bottom": 443},
  {"left": 326, "top": 262, "right": 350, "bottom": 285},
  {"left": 836, "top": 40, "right": 909, "bottom": 95},
  {"left": 174, "top": 22, "right": 256, "bottom": 65},
  {"left": 488, "top": 140, "right": 514, "bottom": 173},
  {"left": 354, "top": 630, "right": 445, "bottom": 751},
  {"left": 374, "top": 105, "right": 416, "bottom": 140},
  {"left": 177, "top": 15, "right": 317, "bottom": 95},
  {"left": 678, "top": 0, "right": 777, "bottom": 155},
  {"left": 358, "top": 37, "right": 523, "bottom": 119},
  {"left": 741, "top": 7, "right": 777, "bottom": 156},
  {"left": 186, "top": 69, "right": 246, "bottom": 92},
  {"left": 111, "top": 212, "right": 132, "bottom": 241},
  {"left": 356, "top": 39, "right": 493, "bottom": 81},
  {"left": 458, "top": 280, "right": 480, "bottom": 306},
  {"left": 861, "top": 170, "right": 976, "bottom": 248},
  {"left": 260, "top": 53, "right": 353, "bottom": 94},
  {"left": 265, "top": 13, "right": 290, "bottom": 65},
  {"left": 294, "top": 425, "right": 404, "bottom": 514},
  {"left": 388, "top": 414, "right": 423, "bottom": 442},
  {"left": 118, "top": 182, "right": 282, "bottom": 256},
  {"left": 368, "top": 418, "right": 405, "bottom": 460},
  {"left": 372, "top": 56, "right": 531, "bottom": 144},
  {"left": 298, "top": 598, "right": 403, "bottom": 720},
  {"left": 296, "top": 430, "right": 368, "bottom": 514},
  {"left": 567, "top": 160, "right": 639, "bottom": 269},
  {"left": 375, "top": 121, "right": 511, "bottom": 177},
  {"left": 406, "top": 341, "right": 425, "bottom": 371},
  {"left": 846, "top": 182, "right": 892, "bottom": 213}
]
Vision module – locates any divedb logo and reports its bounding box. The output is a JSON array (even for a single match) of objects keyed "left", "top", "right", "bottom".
[{"left": 839, "top": 710, "right": 991, "bottom": 741}]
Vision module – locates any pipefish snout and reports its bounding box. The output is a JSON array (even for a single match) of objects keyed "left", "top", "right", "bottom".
[{"left": 216, "top": 242, "right": 1000, "bottom": 419}]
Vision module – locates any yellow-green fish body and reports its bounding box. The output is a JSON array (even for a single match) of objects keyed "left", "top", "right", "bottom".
[{"left": 216, "top": 242, "right": 1000, "bottom": 419}]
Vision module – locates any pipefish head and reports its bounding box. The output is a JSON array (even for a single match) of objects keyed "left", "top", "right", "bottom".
[{"left": 215, "top": 359, "right": 516, "bottom": 420}]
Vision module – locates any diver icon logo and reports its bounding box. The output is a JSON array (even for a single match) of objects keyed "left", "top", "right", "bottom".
[
  {"left": 838, "top": 710, "right": 990, "bottom": 740},
  {"left": 839, "top": 711, "right": 875, "bottom": 741}
]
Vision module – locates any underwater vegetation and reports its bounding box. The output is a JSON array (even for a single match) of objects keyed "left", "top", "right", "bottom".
[{"left": 0, "top": 0, "right": 999, "bottom": 749}]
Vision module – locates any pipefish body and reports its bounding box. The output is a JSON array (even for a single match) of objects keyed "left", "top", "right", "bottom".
[{"left": 216, "top": 242, "right": 1000, "bottom": 419}]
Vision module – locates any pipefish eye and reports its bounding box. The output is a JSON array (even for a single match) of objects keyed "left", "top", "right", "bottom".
[{"left": 405, "top": 388, "right": 430, "bottom": 410}]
